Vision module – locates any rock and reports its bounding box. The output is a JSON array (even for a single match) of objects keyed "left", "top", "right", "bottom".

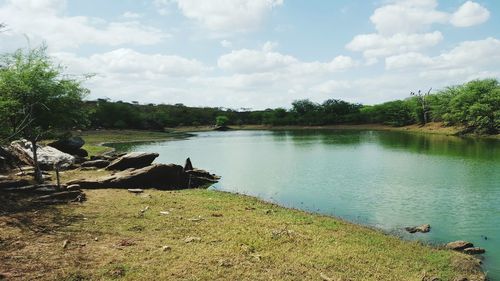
[
  {"left": 445, "top": 241, "right": 474, "bottom": 251},
  {"left": 462, "top": 247, "right": 485, "bottom": 255},
  {"left": 81, "top": 159, "right": 110, "bottom": 168},
  {"left": 106, "top": 152, "right": 159, "bottom": 171},
  {"left": 33, "top": 190, "right": 86, "bottom": 204},
  {"left": 10, "top": 139, "right": 75, "bottom": 170},
  {"left": 69, "top": 164, "right": 218, "bottom": 190},
  {"left": 62, "top": 240, "right": 69, "bottom": 248},
  {"left": 162, "top": 245, "right": 172, "bottom": 252},
  {"left": 66, "top": 184, "right": 81, "bottom": 190},
  {"left": 48, "top": 137, "right": 87, "bottom": 157},
  {"left": 127, "top": 188, "right": 144, "bottom": 193},
  {"left": 184, "top": 157, "right": 193, "bottom": 171},
  {"left": 184, "top": 236, "right": 201, "bottom": 243},
  {"left": 214, "top": 125, "right": 230, "bottom": 131},
  {"left": 0, "top": 178, "right": 31, "bottom": 189},
  {"left": 405, "top": 224, "right": 431, "bottom": 233}
]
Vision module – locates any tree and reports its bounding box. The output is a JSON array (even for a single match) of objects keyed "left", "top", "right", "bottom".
[
  {"left": 0, "top": 45, "right": 89, "bottom": 182},
  {"left": 215, "top": 115, "right": 229, "bottom": 127},
  {"left": 410, "top": 88, "right": 431, "bottom": 125}
]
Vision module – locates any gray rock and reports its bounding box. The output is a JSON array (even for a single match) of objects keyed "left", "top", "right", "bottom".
[
  {"left": 68, "top": 164, "right": 219, "bottom": 190},
  {"left": 127, "top": 188, "right": 144, "bottom": 193},
  {"left": 48, "top": 137, "right": 87, "bottom": 157},
  {"left": 405, "top": 224, "right": 431, "bottom": 233},
  {"left": 81, "top": 159, "right": 110, "bottom": 168},
  {"left": 66, "top": 184, "right": 81, "bottom": 190},
  {"left": 106, "top": 152, "right": 159, "bottom": 171},
  {"left": 10, "top": 139, "right": 75, "bottom": 170},
  {"left": 445, "top": 241, "right": 474, "bottom": 251},
  {"left": 462, "top": 247, "right": 485, "bottom": 255}
]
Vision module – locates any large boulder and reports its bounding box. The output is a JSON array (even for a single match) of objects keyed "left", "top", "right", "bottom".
[
  {"left": 10, "top": 139, "right": 75, "bottom": 170},
  {"left": 69, "top": 164, "right": 219, "bottom": 190},
  {"left": 48, "top": 137, "right": 87, "bottom": 157},
  {"left": 106, "top": 152, "right": 159, "bottom": 171},
  {"left": 445, "top": 241, "right": 474, "bottom": 251}
]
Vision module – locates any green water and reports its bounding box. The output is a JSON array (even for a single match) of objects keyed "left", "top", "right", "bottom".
[{"left": 110, "top": 130, "right": 500, "bottom": 279}]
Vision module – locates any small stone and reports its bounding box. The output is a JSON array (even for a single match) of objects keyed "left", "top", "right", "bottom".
[
  {"left": 184, "top": 236, "right": 201, "bottom": 243},
  {"left": 162, "top": 245, "right": 172, "bottom": 252},
  {"left": 66, "top": 184, "right": 81, "bottom": 190},
  {"left": 94, "top": 237, "right": 98, "bottom": 241},
  {"left": 62, "top": 239, "right": 69, "bottom": 248},
  {"left": 140, "top": 206, "right": 149, "bottom": 213},
  {"left": 405, "top": 224, "right": 430, "bottom": 233},
  {"left": 462, "top": 247, "right": 485, "bottom": 255},
  {"left": 159, "top": 211, "right": 170, "bottom": 215},
  {"left": 128, "top": 188, "right": 144, "bottom": 194}
]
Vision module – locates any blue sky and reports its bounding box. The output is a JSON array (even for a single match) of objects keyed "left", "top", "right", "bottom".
[{"left": 1, "top": 0, "right": 499, "bottom": 109}]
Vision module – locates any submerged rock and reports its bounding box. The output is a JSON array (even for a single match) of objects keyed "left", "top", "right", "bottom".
[
  {"left": 106, "top": 152, "right": 159, "bottom": 171},
  {"left": 405, "top": 224, "right": 431, "bottom": 233}
]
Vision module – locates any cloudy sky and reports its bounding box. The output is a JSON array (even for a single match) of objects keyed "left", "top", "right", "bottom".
[{"left": 1, "top": 0, "right": 499, "bottom": 109}]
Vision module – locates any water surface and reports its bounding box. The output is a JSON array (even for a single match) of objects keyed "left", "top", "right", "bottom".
[{"left": 110, "top": 130, "right": 500, "bottom": 279}]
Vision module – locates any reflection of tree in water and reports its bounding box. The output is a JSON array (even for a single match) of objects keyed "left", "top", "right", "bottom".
[
  {"left": 376, "top": 131, "right": 499, "bottom": 160},
  {"left": 271, "top": 130, "right": 367, "bottom": 146}
]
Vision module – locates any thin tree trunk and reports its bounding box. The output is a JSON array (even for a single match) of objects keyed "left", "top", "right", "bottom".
[{"left": 31, "top": 140, "right": 43, "bottom": 184}]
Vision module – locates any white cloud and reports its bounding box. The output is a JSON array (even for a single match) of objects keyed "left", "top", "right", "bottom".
[
  {"left": 346, "top": 31, "right": 443, "bottom": 59},
  {"left": 450, "top": 1, "right": 490, "bottom": 27},
  {"left": 167, "top": 0, "right": 283, "bottom": 33},
  {"left": 346, "top": 0, "right": 490, "bottom": 61},
  {"left": 385, "top": 52, "right": 434, "bottom": 70},
  {"left": 370, "top": 0, "right": 448, "bottom": 35},
  {"left": 54, "top": 48, "right": 206, "bottom": 77},
  {"left": 0, "top": 0, "right": 168, "bottom": 50},
  {"left": 218, "top": 46, "right": 358, "bottom": 75},
  {"left": 220, "top": 40, "right": 233, "bottom": 48},
  {"left": 122, "top": 11, "right": 142, "bottom": 19}
]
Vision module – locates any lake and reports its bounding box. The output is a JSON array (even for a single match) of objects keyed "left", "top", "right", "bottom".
[{"left": 110, "top": 130, "right": 500, "bottom": 279}]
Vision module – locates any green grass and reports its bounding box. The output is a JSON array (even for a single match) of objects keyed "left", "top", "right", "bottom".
[
  {"left": 76, "top": 130, "right": 184, "bottom": 157},
  {"left": 0, "top": 178, "right": 484, "bottom": 280}
]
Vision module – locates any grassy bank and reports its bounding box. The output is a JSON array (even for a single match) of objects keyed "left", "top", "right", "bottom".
[{"left": 0, "top": 180, "right": 484, "bottom": 280}]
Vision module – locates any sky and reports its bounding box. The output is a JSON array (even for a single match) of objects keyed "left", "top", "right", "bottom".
[{"left": 0, "top": 0, "right": 499, "bottom": 109}]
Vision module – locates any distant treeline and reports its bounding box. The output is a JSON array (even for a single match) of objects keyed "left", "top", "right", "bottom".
[{"left": 87, "top": 79, "right": 499, "bottom": 134}]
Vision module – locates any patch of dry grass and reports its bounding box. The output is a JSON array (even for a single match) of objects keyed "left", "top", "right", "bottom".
[{"left": 0, "top": 185, "right": 484, "bottom": 281}]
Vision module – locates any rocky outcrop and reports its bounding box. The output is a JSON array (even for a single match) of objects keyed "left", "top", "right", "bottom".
[
  {"left": 81, "top": 159, "right": 110, "bottom": 168},
  {"left": 445, "top": 241, "right": 474, "bottom": 251},
  {"left": 105, "top": 152, "right": 159, "bottom": 171},
  {"left": 405, "top": 224, "right": 431, "bottom": 233},
  {"left": 48, "top": 137, "right": 88, "bottom": 157},
  {"left": 445, "top": 241, "right": 485, "bottom": 255},
  {"left": 9, "top": 139, "right": 75, "bottom": 170},
  {"left": 463, "top": 247, "right": 486, "bottom": 255},
  {"left": 68, "top": 163, "right": 219, "bottom": 190}
]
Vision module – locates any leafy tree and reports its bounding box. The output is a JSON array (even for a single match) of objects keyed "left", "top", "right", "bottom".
[
  {"left": 437, "top": 79, "right": 499, "bottom": 134},
  {"left": 215, "top": 115, "right": 229, "bottom": 126},
  {"left": 0, "top": 46, "right": 89, "bottom": 182}
]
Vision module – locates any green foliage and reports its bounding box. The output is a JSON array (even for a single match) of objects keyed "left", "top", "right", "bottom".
[
  {"left": 215, "top": 115, "right": 229, "bottom": 126},
  {"left": 434, "top": 79, "right": 499, "bottom": 134},
  {"left": 81, "top": 79, "right": 499, "bottom": 135},
  {"left": 0, "top": 45, "right": 88, "bottom": 142}
]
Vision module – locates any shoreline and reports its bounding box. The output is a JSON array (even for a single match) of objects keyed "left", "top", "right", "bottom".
[{"left": 169, "top": 122, "right": 500, "bottom": 139}]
